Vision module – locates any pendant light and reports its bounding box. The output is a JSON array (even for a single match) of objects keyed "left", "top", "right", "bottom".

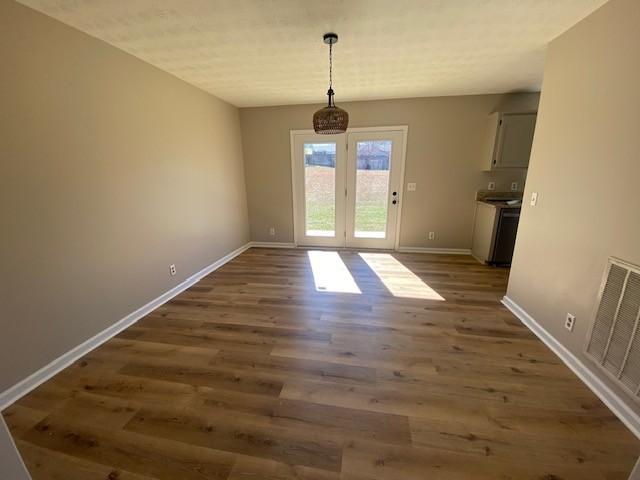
[{"left": 313, "top": 33, "right": 349, "bottom": 134}]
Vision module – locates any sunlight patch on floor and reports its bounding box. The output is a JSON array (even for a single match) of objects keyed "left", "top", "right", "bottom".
[
  {"left": 359, "top": 253, "right": 444, "bottom": 300},
  {"left": 308, "top": 251, "right": 362, "bottom": 294}
]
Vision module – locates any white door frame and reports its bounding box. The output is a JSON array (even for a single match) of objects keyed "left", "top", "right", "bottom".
[
  {"left": 290, "top": 125, "right": 408, "bottom": 250},
  {"left": 291, "top": 132, "right": 347, "bottom": 248},
  {"left": 345, "top": 130, "right": 404, "bottom": 250}
]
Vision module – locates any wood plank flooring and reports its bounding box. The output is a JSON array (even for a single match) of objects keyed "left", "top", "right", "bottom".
[{"left": 3, "top": 248, "right": 639, "bottom": 479}]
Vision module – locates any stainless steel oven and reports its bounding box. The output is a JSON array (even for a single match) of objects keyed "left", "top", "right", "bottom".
[{"left": 491, "top": 208, "right": 520, "bottom": 265}]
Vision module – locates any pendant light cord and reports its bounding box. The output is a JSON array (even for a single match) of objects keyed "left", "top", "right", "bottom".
[
  {"left": 327, "top": 42, "right": 334, "bottom": 107},
  {"left": 329, "top": 42, "right": 333, "bottom": 90}
]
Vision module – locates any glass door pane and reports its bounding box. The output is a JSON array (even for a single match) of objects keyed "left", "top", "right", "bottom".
[
  {"left": 293, "top": 133, "right": 345, "bottom": 248},
  {"left": 354, "top": 140, "right": 392, "bottom": 238},
  {"left": 304, "top": 143, "right": 336, "bottom": 237},
  {"left": 345, "top": 130, "right": 404, "bottom": 250}
]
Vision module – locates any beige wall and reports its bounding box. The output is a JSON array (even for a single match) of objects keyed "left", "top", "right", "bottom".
[
  {"left": 507, "top": 0, "right": 640, "bottom": 414},
  {"left": 0, "top": 1, "right": 249, "bottom": 393},
  {"left": 240, "top": 93, "right": 539, "bottom": 246}
]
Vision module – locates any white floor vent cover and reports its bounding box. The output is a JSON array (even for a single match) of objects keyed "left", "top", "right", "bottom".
[{"left": 587, "top": 258, "right": 640, "bottom": 397}]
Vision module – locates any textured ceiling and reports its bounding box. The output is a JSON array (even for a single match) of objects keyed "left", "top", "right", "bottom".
[{"left": 17, "top": 0, "right": 607, "bottom": 107}]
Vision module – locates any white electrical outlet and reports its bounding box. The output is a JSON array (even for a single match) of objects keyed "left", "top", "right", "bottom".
[
  {"left": 269, "top": 227, "right": 276, "bottom": 236},
  {"left": 565, "top": 313, "right": 576, "bottom": 332},
  {"left": 530, "top": 192, "right": 538, "bottom": 206},
  {"left": 169, "top": 264, "right": 177, "bottom": 276},
  {"left": 407, "top": 183, "right": 417, "bottom": 192},
  {"left": 488, "top": 181, "right": 496, "bottom": 191},
  {"left": 428, "top": 231, "right": 435, "bottom": 240},
  {"left": 510, "top": 182, "right": 518, "bottom": 191}
]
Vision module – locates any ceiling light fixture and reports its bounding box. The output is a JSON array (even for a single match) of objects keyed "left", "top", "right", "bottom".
[{"left": 313, "top": 33, "right": 349, "bottom": 134}]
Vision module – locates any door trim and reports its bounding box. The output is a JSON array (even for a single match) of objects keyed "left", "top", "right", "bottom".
[{"left": 290, "top": 126, "right": 408, "bottom": 250}]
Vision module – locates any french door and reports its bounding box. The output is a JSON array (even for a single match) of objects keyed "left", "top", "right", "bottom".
[{"left": 292, "top": 128, "right": 406, "bottom": 249}]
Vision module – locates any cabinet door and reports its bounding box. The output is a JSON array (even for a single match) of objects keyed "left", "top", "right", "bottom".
[
  {"left": 495, "top": 113, "right": 536, "bottom": 168},
  {"left": 471, "top": 203, "right": 498, "bottom": 263}
]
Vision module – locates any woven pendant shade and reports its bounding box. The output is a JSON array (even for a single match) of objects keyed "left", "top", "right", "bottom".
[
  {"left": 313, "top": 91, "right": 349, "bottom": 134},
  {"left": 313, "top": 33, "right": 349, "bottom": 134}
]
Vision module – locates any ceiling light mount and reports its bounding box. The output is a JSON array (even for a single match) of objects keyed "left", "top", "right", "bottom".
[
  {"left": 323, "top": 32, "right": 338, "bottom": 45},
  {"left": 313, "top": 32, "right": 349, "bottom": 134}
]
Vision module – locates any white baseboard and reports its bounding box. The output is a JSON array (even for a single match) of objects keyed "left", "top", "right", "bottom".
[
  {"left": 502, "top": 296, "right": 640, "bottom": 439},
  {"left": 250, "top": 241, "right": 297, "bottom": 248},
  {"left": 396, "top": 246, "right": 471, "bottom": 255},
  {"left": 470, "top": 252, "right": 486, "bottom": 265},
  {"left": 248, "top": 243, "right": 471, "bottom": 255},
  {"left": 0, "top": 242, "right": 252, "bottom": 411}
]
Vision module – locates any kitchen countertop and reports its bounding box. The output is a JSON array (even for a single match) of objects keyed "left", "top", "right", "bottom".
[
  {"left": 476, "top": 190, "right": 523, "bottom": 209},
  {"left": 477, "top": 199, "right": 522, "bottom": 208}
]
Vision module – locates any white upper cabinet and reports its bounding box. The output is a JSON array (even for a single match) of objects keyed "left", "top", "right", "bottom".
[{"left": 483, "top": 112, "right": 537, "bottom": 170}]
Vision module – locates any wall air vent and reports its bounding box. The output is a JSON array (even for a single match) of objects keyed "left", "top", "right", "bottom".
[{"left": 586, "top": 258, "right": 640, "bottom": 398}]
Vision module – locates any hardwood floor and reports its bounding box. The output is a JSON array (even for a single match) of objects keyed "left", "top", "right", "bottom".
[{"left": 3, "top": 247, "right": 639, "bottom": 479}]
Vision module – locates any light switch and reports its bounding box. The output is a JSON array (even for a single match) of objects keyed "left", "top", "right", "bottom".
[
  {"left": 530, "top": 192, "right": 538, "bottom": 206},
  {"left": 407, "top": 183, "right": 416, "bottom": 192}
]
